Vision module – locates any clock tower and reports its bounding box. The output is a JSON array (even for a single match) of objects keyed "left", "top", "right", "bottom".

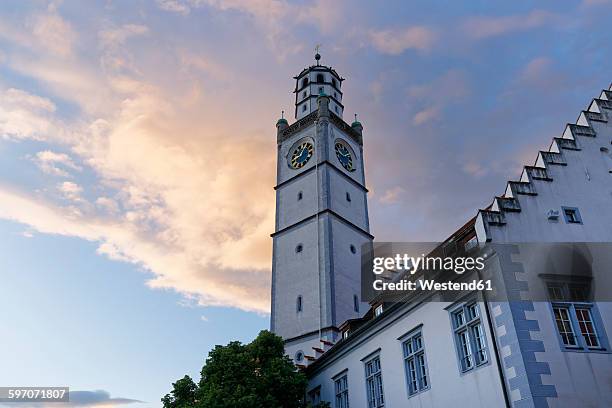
[{"left": 270, "top": 53, "right": 372, "bottom": 364}]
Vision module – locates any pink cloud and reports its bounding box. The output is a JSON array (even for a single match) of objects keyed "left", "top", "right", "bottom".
[
  {"left": 463, "top": 10, "right": 559, "bottom": 39},
  {"left": 369, "top": 26, "right": 436, "bottom": 55}
]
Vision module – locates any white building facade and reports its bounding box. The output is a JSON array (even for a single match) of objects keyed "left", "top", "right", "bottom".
[{"left": 271, "top": 57, "right": 612, "bottom": 408}]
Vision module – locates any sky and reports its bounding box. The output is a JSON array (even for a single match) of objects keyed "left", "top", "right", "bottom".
[{"left": 1, "top": 0, "right": 611, "bottom": 406}]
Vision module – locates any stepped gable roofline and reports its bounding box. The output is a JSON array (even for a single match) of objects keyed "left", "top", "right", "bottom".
[{"left": 476, "top": 81, "right": 612, "bottom": 242}]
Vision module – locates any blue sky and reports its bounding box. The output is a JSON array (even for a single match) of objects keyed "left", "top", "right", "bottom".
[{"left": 1, "top": 0, "right": 611, "bottom": 406}]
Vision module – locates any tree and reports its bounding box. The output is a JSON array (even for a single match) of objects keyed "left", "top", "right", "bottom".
[
  {"left": 161, "top": 375, "right": 197, "bottom": 408},
  {"left": 162, "top": 330, "right": 310, "bottom": 408}
]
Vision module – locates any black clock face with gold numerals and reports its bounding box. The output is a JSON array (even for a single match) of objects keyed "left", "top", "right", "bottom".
[
  {"left": 335, "top": 142, "right": 354, "bottom": 171},
  {"left": 290, "top": 141, "right": 314, "bottom": 169}
]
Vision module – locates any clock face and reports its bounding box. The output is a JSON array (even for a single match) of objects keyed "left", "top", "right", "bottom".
[
  {"left": 335, "top": 142, "right": 354, "bottom": 171},
  {"left": 290, "top": 141, "right": 314, "bottom": 169}
]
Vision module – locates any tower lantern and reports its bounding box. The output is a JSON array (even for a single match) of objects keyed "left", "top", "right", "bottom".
[{"left": 293, "top": 52, "right": 345, "bottom": 120}]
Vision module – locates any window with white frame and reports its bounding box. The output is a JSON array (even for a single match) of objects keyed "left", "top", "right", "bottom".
[
  {"left": 365, "top": 356, "right": 384, "bottom": 408},
  {"left": 402, "top": 331, "right": 429, "bottom": 396},
  {"left": 451, "top": 302, "right": 488, "bottom": 372},
  {"left": 547, "top": 280, "right": 605, "bottom": 350},
  {"left": 334, "top": 374, "right": 349, "bottom": 408}
]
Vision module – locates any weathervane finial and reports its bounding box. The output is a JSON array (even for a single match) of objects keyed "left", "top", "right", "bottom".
[{"left": 314, "top": 44, "right": 321, "bottom": 65}]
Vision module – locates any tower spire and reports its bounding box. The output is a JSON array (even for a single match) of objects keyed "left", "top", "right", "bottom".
[{"left": 314, "top": 44, "right": 321, "bottom": 65}]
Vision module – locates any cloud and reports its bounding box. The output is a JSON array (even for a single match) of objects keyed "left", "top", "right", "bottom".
[
  {"left": 369, "top": 26, "right": 436, "bottom": 55},
  {"left": 0, "top": 88, "right": 68, "bottom": 141},
  {"left": 406, "top": 69, "right": 470, "bottom": 126},
  {"left": 58, "top": 181, "right": 83, "bottom": 201},
  {"left": 29, "top": 11, "right": 77, "bottom": 57},
  {"left": 462, "top": 162, "right": 488, "bottom": 178},
  {"left": 379, "top": 186, "right": 405, "bottom": 204},
  {"left": 33, "top": 150, "right": 82, "bottom": 177},
  {"left": 156, "top": 0, "right": 191, "bottom": 15},
  {"left": 413, "top": 106, "right": 440, "bottom": 125},
  {"left": 462, "top": 10, "right": 559, "bottom": 39}
]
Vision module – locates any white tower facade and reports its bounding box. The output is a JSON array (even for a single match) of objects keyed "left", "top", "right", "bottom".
[{"left": 271, "top": 56, "right": 371, "bottom": 364}]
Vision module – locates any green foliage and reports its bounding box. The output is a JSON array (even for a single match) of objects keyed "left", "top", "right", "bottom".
[
  {"left": 161, "top": 375, "right": 197, "bottom": 408},
  {"left": 162, "top": 330, "right": 311, "bottom": 408}
]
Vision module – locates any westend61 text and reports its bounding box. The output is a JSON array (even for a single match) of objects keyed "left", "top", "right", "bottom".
[{"left": 373, "top": 279, "right": 493, "bottom": 292}]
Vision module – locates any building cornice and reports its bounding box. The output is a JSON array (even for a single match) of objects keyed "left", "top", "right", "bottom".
[
  {"left": 271, "top": 208, "right": 374, "bottom": 239},
  {"left": 278, "top": 112, "right": 362, "bottom": 146},
  {"left": 274, "top": 160, "right": 368, "bottom": 192}
]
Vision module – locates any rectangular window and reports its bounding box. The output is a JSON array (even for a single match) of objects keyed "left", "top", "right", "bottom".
[
  {"left": 552, "top": 303, "right": 603, "bottom": 350},
  {"left": 365, "top": 356, "right": 384, "bottom": 408},
  {"left": 562, "top": 206, "right": 582, "bottom": 224},
  {"left": 334, "top": 374, "right": 349, "bottom": 408},
  {"left": 553, "top": 306, "right": 577, "bottom": 346},
  {"left": 451, "top": 302, "right": 488, "bottom": 372},
  {"left": 546, "top": 279, "right": 606, "bottom": 351},
  {"left": 402, "top": 332, "right": 429, "bottom": 396}
]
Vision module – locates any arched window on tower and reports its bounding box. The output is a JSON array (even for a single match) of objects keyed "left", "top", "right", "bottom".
[
  {"left": 316, "top": 73, "right": 324, "bottom": 83},
  {"left": 332, "top": 78, "right": 337, "bottom": 87},
  {"left": 302, "top": 77, "right": 309, "bottom": 87}
]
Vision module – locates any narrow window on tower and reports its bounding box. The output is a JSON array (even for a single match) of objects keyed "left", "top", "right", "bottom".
[
  {"left": 296, "top": 295, "right": 303, "bottom": 312},
  {"left": 346, "top": 192, "right": 351, "bottom": 202},
  {"left": 318, "top": 86, "right": 324, "bottom": 95},
  {"left": 295, "top": 244, "right": 303, "bottom": 253},
  {"left": 297, "top": 191, "right": 303, "bottom": 201},
  {"left": 354, "top": 294, "right": 360, "bottom": 313},
  {"left": 302, "top": 78, "right": 308, "bottom": 87},
  {"left": 316, "top": 73, "right": 324, "bottom": 83},
  {"left": 350, "top": 244, "right": 357, "bottom": 254},
  {"left": 302, "top": 104, "right": 307, "bottom": 112}
]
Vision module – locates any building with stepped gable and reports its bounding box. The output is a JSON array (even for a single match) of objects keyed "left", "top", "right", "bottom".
[{"left": 270, "top": 54, "right": 612, "bottom": 408}]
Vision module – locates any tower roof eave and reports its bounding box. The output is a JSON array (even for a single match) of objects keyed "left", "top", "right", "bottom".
[{"left": 293, "top": 65, "right": 345, "bottom": 81}]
